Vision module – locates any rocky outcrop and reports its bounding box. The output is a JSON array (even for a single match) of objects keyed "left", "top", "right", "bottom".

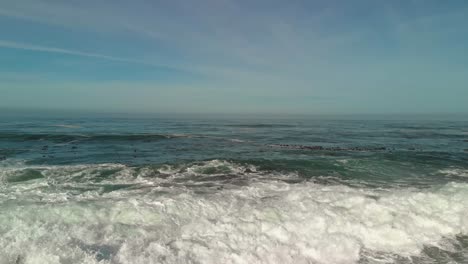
[{"left": 269, "top": 144, "right": 387, "bottom": 152}]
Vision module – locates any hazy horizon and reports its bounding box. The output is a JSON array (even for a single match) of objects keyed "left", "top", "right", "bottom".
[{"left": 2, "top": 106, "right": 468, "bottom": 122}]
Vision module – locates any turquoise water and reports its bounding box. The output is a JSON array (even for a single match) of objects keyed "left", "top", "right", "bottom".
[{"left": 1, "top": 112, "right": 467, "bottom": 263}]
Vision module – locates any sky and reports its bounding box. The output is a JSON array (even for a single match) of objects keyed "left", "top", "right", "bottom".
[{"left": 0, "top": 0, "right": 467, "bottom": 115}]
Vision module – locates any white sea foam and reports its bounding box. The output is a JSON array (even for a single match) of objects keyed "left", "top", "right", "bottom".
[
  {"left": 0, "top": 162, "right": 127, "bottom": 184},
  {"left": 336, "top": 159, "right": 349, "bottom": 164},
  {"left": 0, "top": 160, "right": 264, "bottom": 203},
  {"left": 184, "top": 159, "right": 256, "bottom": 175},
  {"left": 52, "top": 124, "right": 81, "bottom": 129},
  {"left": 229, "top": 138, "right": 246, "bottom": 143},
  {"left": 1, "top": 160, "right": 468, "bottom": 264},
  {"left": 439, "top": 168, "right": 468, "bottom": 178},
  {"left": 0, "top": 158, "right": 28, "bottom": 168}
]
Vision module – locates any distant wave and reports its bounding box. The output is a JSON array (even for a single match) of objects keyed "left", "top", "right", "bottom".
[
  {"left": 0, "top": 132, "right": 191, "bottom": 143},
  {"left": 225, "top": 123, "right": 296, "bottom": 128},
  {"left": 439, "top": 168, "right": 468, "bottom": 178},
  {"left": 0, "top": 159, "right": 285, "bottom": 187},
  {"left": 51, "top": 124, "right": 82, "bottom": 129}
]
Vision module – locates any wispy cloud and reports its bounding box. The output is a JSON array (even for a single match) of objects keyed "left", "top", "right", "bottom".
[
  {"left": 1, "top": 1, "right": 466, "bottom": 75},
  {"left": 0, "top": 38, "right": 281, "bottom": 84},
  {"left": 0, "top": 40, "right": 134, "bottom": 62},
  {"left": 0, "top": 0, "right": 325, "bottom": 70},
  {"left": 0, "top": 39, "right": 185, "bottom": 71}
]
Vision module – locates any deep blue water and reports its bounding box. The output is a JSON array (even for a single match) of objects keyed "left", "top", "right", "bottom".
[{"left": 1, "top": 111, "right": 468, "bottom": 263}]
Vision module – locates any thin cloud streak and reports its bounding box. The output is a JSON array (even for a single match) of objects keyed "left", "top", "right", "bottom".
[
  {"left": 0, "top": 39, "right": 276, "bottom": 81},
  {"left": 0, "top": 39, "right": 171, "bottom": 68}
]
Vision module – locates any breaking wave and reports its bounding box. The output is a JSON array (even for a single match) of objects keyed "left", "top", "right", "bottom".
[
  {"left": 1, "top": 160, "right": 468, "bottom": 263},
  {"left": 439, "top": 168, "right": 468, "bottom": 178}
]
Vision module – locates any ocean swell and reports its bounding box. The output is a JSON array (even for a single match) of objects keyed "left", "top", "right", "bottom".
[{"left": 0, "top": 132, "right": 190, "bottom": 143}]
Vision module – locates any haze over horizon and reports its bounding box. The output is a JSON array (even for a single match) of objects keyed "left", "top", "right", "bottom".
[{"left": 1, "top": 0, "right": 467, "bottom": 115}]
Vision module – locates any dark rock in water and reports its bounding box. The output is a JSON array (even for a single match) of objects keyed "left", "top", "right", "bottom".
[
  {"left": 15, "top": 255, "right": 24, "bottom": 264},
  {"left": 303, "top": 145, "right": 324, "bottom": 150},
  {"left": 7, "top": 169, "right": 43, "bottom": 183},
  {"left": 245, "top": 168, "right": 253, "bottom": 173},
  {"left": 72, "top": 240, "right": 117, "bottom": 262},
  {"left": 271, "top": 144, "right": 387, "bottom": 152}
]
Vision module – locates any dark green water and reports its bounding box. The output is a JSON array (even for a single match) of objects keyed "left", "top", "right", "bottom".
[{"left": 1, "top": 112, "right": 467, "bottom": 263}]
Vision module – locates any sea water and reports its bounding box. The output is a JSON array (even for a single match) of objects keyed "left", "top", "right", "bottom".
[{"left": 0, "top": 111, "right": 467, "bottom": 264}]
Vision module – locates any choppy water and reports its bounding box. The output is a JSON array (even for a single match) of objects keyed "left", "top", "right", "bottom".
[{"left": 1, "top": 112, "right": 468, "bottom": 264}]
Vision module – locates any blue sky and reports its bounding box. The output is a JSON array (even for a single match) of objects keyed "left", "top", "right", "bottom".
[{"left": 0, "top": 0, "right": 467, "bottom": 114}]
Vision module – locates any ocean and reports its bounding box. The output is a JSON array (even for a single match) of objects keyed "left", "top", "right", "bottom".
[{"left": 1, "top": 111, "right": 467, "bottom": 264}]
